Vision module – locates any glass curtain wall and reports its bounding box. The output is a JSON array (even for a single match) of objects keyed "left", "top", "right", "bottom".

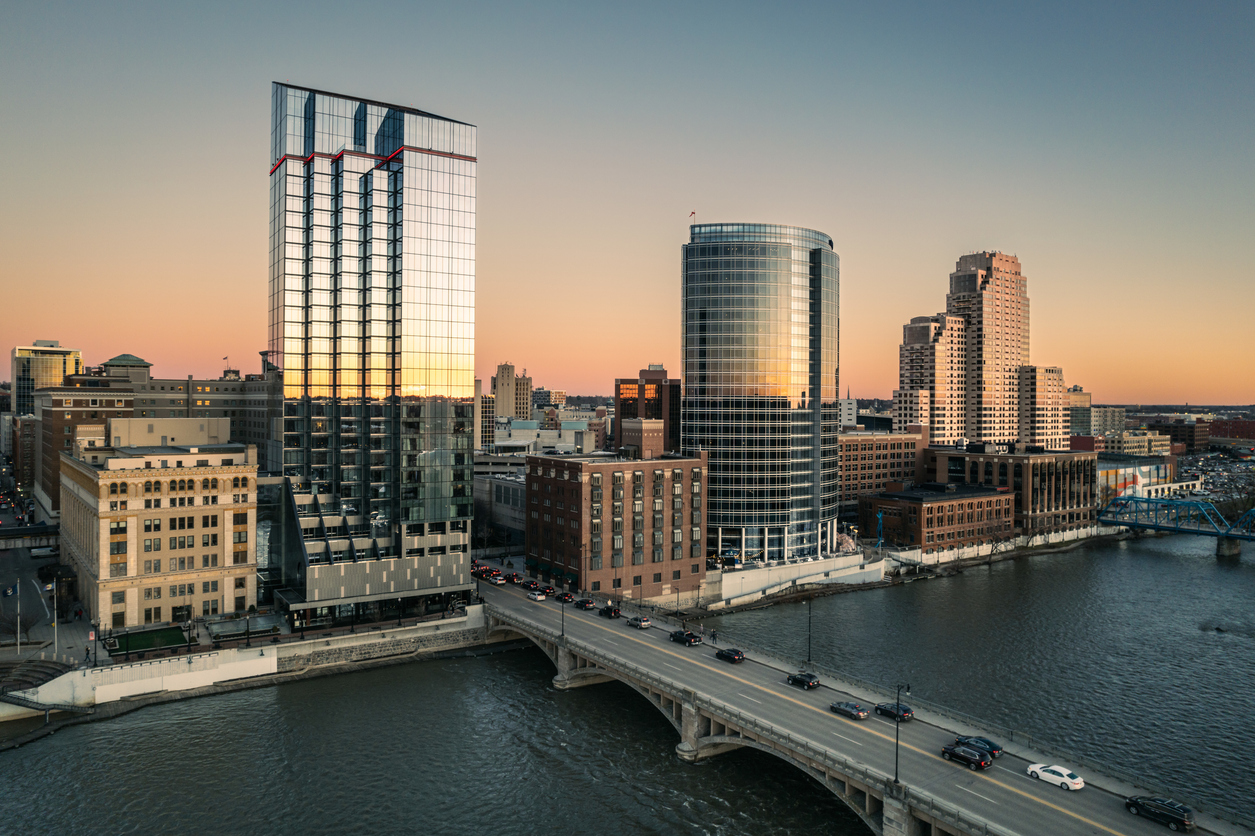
[
  {"left": 681, "top": 224, "right": 839, "bottom": 561},
  {"left": 268, "top": 83, "right": 475, "bottom": 569}
]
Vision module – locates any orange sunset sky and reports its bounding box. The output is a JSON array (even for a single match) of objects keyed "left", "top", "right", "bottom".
[{"left": 2, "top": 4, "right": 1251, "bottom": 405}]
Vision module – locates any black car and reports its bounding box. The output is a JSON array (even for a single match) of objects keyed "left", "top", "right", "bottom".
[
  {"left": 786, "top": 672, "right": 820, "bottom": 690},
  {"left": 954, "top": 736, "right": 1004, "bottom": 758},
  {"left": 574, "top": 598, "right": 596, "bottom": 610},
  {"left": 554, "top": 591, "right": 574, "bottom": 603},
  {"left": 1125, "top": 797, "right": 1196, "bottom": 832},
  {"left": 540, "top": 585, "right": 557, "bottom": 597},
  {"left": 669, "top": 630, "right": 702, "bottom": 646},
  {"left": 599, "top": 605, "right": 622, "bottom": 619},
  {"left": 941, "top": 744, "right": 993, "bottom": 770},
  {"left": 875, "top": 702, "right": 914, "bottom": 721},
  {"left": 520, "top": 580, "right": 540, "bottom": 591},
  {"left": 715, "top": 648, "right": 745, "bottom": 663},
  {"left": 829, "top": 701, "right": 870, "bottom": 720}
]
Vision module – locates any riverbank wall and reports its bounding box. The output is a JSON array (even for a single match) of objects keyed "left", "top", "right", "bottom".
[{"left": 0, "top": 604, "right": 515, "bottom": 731}]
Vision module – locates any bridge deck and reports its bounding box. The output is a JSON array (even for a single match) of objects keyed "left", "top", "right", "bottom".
[{"left": 484, "top": 585, "right": 1245, "bottom": 836}]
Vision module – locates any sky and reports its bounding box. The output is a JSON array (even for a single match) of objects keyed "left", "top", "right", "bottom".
[{"left": 1, "top": 1, "right": 1252, "bottom": 404}]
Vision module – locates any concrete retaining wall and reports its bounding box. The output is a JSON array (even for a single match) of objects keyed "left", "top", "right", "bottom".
[
  {"left": 1, "top": 606, "right": 492, "bottom": 722},
  {"left": 711, "top": 553, "right": 881, "bottom": 609}
]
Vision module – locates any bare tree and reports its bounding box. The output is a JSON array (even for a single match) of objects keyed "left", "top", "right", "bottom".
[{"left": 0, "top": 608, "right": 40, "bottom": 643}]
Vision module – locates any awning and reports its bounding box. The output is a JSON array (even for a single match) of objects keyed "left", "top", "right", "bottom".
[
  {"left": 564, "top": 572, "right": 578, "bottom": 581},
  {"left": 524, "top": 558, "right": 538, "bottom": 567}
]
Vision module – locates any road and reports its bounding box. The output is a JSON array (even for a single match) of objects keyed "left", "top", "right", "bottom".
[{"left": 483, "top": 581, "right": 1226, "bottom": 836}]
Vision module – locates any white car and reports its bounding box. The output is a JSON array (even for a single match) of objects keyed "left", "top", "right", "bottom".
[
  {"left": 526, "top": 591, "right": 546, "bottom": 601},
  {"left": 1026, "top": 764, "right": 1084, "bottom": 790},
  {"left": 489, "top": 576, "right": 506, "bottom": 585}
]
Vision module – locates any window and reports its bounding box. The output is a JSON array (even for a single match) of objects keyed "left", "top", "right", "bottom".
[
  {"left": 233, "top": 512, "right": 247, "bottom": 525},
  {"left": 234, "top": 577, "right": 246, "bottom": 590},
  {"left": 109, "top": 520, "right": 127, "bottom": 535},
  {"left": 233, "top": 551, "right": 247, "bottom": 565},
  {"left": 653, "top": 572, "right": 662, "bottom": 583},
  {"left": 109, "top": 541, "right": 127, "bottom": 555},
  {"left": 591, "top": 581, "right": 601, "bottom": 591},
  {"left": 672, "top": 570, "right": 681, "bottom": 580},
  {"left": 111, "top": 591, "right": 125, "bottom": 605},
  {"left": 691, "top": 563, "right": 700, "bottom": 574}
]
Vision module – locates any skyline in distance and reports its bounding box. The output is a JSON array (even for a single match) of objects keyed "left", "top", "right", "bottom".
[{"left": 1, "top": 2, "right": 1251, "bottom": 404}]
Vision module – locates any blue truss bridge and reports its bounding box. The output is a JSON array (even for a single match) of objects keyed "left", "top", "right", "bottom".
[{"left": 1098, "top": 496, "right": 1255, "bottom": 555}]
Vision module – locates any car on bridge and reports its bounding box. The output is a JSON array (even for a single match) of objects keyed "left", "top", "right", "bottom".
[
  {"left": 540, "top": 585, "right": 557, "bottom": 597},
  {"left": 574, "top": 598, "right": 596, "bottom": 610},
  {"left": 1124, "top": 796, "right": 1196, "bottom": 831},
  {"left": 954, "top": 735, "right": 1003, "bottom": 758},
  {"left": 1027, "top": 764, "right": 1085, "bottom": 790},
  {"left": 786, "top": 672, "right": 820, "bottom": 689},
  {"left": 829, "top": 701, "right": 869, "bottom": 719},
  {"left": 874, "top": 703, "right": 914, "bottom": 721},
  {"left": 715, "top": 648, "right": 745, "bottom": 663},
  {"left": 504, "top": 572, "right": 522, "bottom": 583},
  {"left": 941, "top": 743, "right": 992, "bottom": 770},
  {"left": 626, "top": 615, "right": 651, "bottom": 629},
  {"left": 554, "top": 592, "right": 574, "bottom": 603},
  {"left": 669, "top": 630, "right": 702, "bottom": 646},
  {"left": 521, "top": 580, "right": 540, "bottom": 591},
  {"left": 526, "top": 591, "right": 546, "bottom": 601},
  {"left": 599, "top": 605, "right": 622, "bottom": 619},
  {"left": 488, "top": 576, "right": 506, "bottom": 585}
]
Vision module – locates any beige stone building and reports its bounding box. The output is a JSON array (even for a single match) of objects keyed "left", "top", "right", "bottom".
[
  {"left": 892, "top": 252, "right": 1071, "bottom": 450},
  {"left": 1104, "top": 430, "right": 1171, "bottom": 457},
  {"left": 491, "top": 362, "right": 532, "bottom": 421},
  {"left": 59, "top": 418, "right": 258, "bottom": 629}
]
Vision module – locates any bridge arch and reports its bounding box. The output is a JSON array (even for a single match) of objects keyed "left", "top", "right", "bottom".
[{"left": 492, "top": 617, "right": 881, "bottom": 833}]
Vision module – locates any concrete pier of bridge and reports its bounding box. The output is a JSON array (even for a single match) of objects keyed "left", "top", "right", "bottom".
[{"left": 1217, "top": 536, "right": 1241, "bottom": 557}]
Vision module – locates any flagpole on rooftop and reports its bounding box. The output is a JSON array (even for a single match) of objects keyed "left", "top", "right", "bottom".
[{"left": 53, "top": 581, "right": 58, "bottom": 656}]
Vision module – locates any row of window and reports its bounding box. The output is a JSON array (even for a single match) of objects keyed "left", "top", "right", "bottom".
[
  {"left": 586, "top": 566, "right": 700, "bottom": 591},
  {"left": 144, "top": 555, "right": 234, "bottom": 573},
  {"left": 142, "top": 533, "right": 247, "bottom": 551}
]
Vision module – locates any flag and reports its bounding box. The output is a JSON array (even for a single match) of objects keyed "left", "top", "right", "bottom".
[
  {"left": 223, "top": 356, "right": 228, "bottom": 361},
  {"left": 44, "top": 583, "right": 55, "bottom": 591},
  {"left": 2, "top": 584, "right": 15, "bottom": 597},
  {"left": 689, "top": 211, "right": 695, "bottom": 217}
]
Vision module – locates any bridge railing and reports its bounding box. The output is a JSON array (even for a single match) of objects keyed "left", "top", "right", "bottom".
[
  {"left": 490, "top": 605, "right": 1017, "bottom": 836},
  {"left": 607, "top": 604, "right": 1255, "bottom": 832}
]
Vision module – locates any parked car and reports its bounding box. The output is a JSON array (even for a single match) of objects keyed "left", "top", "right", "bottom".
[
  {"left": 526, "top": 591, "right": 546, "bottom": 601},
  {"left": 626, "top": 615, "right": 651, "bottom": 629},
  {"left": 874, "top": 703, "right": 914, "bottom": 721},
  {"left": 599, "top": 605, "right": 622, "bottom": 619},
  {"left": 715, "top": 648, "right": 745, "bottom": 663},
  {"left": 574, "top": 598, "right": 596, "bottom": 610},
  {"left": 954, "top": 736, "right": 1003, "bottom": 758},
  {"left": 669, "top": 630, "right": 701, "bottom": 646},
  {"left": 1125, "top": 796, "right": 1196, "bottom": 831},
  {"left": 1027, "top": 764, "right": 1085, "bottom": 790},
  {"left": 554, "top": 592, "right": 574, "bottom": 603},
  {"left": 786, "top": 672, "right": 820, "bottom": 690},
  {"left": 520, "top": 580, "right": 540, "bottom": 591},
  {"left": 941, "top": 744, "right": 993, "bottom": 770},
  {"left": 829, "top": 701, "right": 869, "bottom": 719}
]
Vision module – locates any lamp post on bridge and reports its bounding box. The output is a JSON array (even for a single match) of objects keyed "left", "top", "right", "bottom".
[
  {"left": 893, "top": 682, "right": 911, "bottom": 784},
  {"left": 806, "top": 596, "right": 813, "bottom": 665}
]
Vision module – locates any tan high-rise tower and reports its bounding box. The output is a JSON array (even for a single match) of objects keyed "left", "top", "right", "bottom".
[{"left": 893, "top": 252, "right": 1067, "bottom": 450}]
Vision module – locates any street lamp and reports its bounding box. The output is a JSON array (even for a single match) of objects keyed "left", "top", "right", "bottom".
[
  {"left": 560, "top": 594, "right": 568, "bottom": 638},
  {"left": 893, "top": 682, "right": 911, "bottom": 784}
]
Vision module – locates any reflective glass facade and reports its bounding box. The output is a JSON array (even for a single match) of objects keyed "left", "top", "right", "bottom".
[
  {"left": 268, "top": 83, "right": 475, "bottom": 579},
  {"left": 11, "top": 344, "right": 82, "bottom": 416},
  {"left": 681, "top": 224, "right": 840, "bottom": 560}
]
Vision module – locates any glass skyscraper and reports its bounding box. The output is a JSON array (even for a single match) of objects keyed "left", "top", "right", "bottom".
[
  {"left": 681, "top": 224, "right": 840, "bottom": 561},
  {"left": 266, "top": 83, "right": 475, "bottom": 617},
  {"left": 11, "top": 341, "right": 82, "bottom": 416}
]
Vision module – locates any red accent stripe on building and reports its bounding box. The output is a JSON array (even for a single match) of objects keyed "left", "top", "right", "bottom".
[{"left": 269, "top": 145, "right": 475, "bottom": 175}]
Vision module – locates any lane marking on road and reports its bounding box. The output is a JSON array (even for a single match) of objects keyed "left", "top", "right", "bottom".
[
  {"left": 830, "top": 731, "right": 863, "bottom": 746},
  {"left": 956, "top": 785, "right": 999, "bottom": 805},
  {"left": 663, "top": 663, "right": 682, "bottom": 671},
  {"left": 738, "top": 693, "right": 762, "bottom": 704},
  {"left": 995, "top": 765, "right": 1031, "bottom": 779},
  {"left": 29, "top": 579, "right": 51, "bottom": 617},
  {"left": 487, "top": 589, "right": 1136, "bottom": 836}
]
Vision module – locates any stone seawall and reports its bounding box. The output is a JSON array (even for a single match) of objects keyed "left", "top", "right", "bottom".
[{"left": 277, "top": 626, "right": 489, "bottom": 671}]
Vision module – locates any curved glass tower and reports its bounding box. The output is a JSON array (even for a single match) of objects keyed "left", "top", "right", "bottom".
[{"left": 681, "top": 223, "right": 839, "bottom": 561}]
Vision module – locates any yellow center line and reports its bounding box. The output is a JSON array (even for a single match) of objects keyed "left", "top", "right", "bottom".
[{"left": 499, "top": 589, "right": 1136, "bottom": 836}]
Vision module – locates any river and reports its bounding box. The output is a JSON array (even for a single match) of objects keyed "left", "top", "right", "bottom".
[{"left": 1, "top": 533, "right": 1251, "bottom": 834}]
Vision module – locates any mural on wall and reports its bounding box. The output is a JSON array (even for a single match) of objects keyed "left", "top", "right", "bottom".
[{"left": 1097, "top": 461, "right": 1176, "bottom": 505}]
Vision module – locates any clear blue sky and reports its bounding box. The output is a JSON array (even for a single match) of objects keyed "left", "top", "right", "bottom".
[{"left": 2, "top": 1, "right": 1251, "bottom": 403}]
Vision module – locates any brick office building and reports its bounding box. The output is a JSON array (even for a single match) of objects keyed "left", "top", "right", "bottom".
[
  {"left": 859, "top": 482, "right": 1014, "bottom": 553},
  {"left": 614, "top": 365, "right": 681, "bottom": 453},
  {"left": 922, "top": 444, "right": 1098, "bottom": 533},
  {"left": 525, "top": 452, "right": 707, "bottom": 605},
  {"left": 838, "top": 425, "right": 927, "bottom": 518},
  {"left": 1147, "top": 420, "right": 1211, "bottom": 454}
]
